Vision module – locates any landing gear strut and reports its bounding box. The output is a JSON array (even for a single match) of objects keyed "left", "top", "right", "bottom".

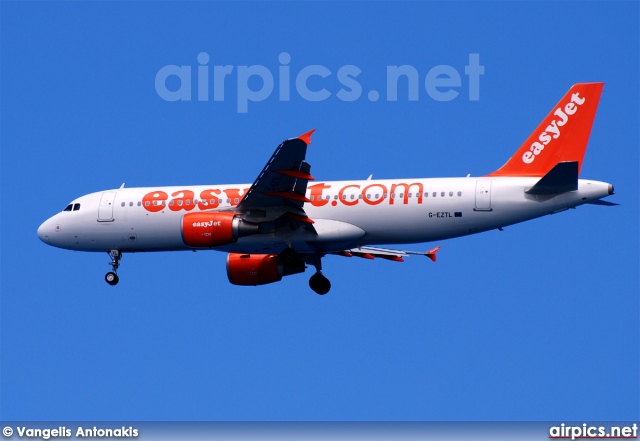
[
  {"left": 105, "top": 250, "right": 121, "bottom": 286},
  {"left": 306, "top": 254, "right": 331, "bottom": 295}
]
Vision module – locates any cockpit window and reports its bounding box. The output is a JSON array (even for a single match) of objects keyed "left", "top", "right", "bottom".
[{"left": 63, "top": 203, "right": 81, "bottom": 212}]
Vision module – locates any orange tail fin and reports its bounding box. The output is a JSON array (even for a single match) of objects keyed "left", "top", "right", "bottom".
[{"left": 487, "top": 83, "right": 603, "bottom": 177}]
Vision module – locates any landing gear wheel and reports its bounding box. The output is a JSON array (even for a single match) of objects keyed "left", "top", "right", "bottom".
[
  {"left": 105, "top": 271, "right": 119, "bottom": 286},
  {"left": 309, "top": 272, "right": 331, "bottom": 295},
  {"left": 105, "top": 250, "right": 122, "bottom": 286}
]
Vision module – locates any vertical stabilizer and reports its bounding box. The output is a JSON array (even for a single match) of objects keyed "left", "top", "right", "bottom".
[{"left": 487, "top": 83, "right": 603, "bottom": 177}]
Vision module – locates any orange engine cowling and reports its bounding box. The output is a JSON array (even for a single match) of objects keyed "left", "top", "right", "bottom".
[
  {"left": 226, "top": 253, "right": 306, "bottom": 286},
  {"left": 181, "top": 212, "right": 259, "bottom": 248},
  {"left": 226, "top": 254, "right": 282, "bottom": 286}
]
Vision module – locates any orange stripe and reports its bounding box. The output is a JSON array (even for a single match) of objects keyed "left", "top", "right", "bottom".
[
  {"left": 263, "top": 191, "right": 311, "bottom": 203},
  {"left": 352, "top": 252, "right": 375, "bottom": 260},
  {"left": 275, "top": 169, "right": 315, "bottom": 180},
  {"left": 285, "top": 212, "right": 315, "bottom": 224}
]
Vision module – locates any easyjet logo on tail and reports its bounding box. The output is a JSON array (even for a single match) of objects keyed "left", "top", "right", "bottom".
[{"left": 522, "top": 92, "right": 586, "bottom": 164}]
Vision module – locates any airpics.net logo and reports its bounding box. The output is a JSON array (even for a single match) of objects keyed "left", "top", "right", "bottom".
[{"left": 154, "top": 52, "right": 484, "bottom": 113}]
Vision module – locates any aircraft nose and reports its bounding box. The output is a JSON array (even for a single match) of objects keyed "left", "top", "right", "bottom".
[{"left": 37, "top": 218, "right": 55, "bottom": 245}]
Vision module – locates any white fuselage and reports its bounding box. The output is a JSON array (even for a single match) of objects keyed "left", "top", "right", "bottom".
[{"left": 37, "top": 177, "right": 612, "bottom": 254}]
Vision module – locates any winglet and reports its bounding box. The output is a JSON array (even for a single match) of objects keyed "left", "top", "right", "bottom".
[
  {"left": 297, "top": 129, "right": 316, "bottom": 145},
  {"left": 426, "top": 246, "right": 440, "bottom": 262}
]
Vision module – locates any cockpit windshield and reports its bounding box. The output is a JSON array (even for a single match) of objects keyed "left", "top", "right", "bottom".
[{"left": 63, "top": 203, "right": 81, "bottom": 212}]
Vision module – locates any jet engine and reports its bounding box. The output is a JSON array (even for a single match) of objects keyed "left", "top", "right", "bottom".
[
  {"left": 181, "top": 212, "right": 259, "bottom": 248},
  {"left": 226, "top": 252, "right": 306, "bottom": 286}
]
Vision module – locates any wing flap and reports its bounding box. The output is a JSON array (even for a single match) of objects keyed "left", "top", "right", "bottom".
[{"left": 332, "top": 246, "right": 440, "bottom": 262}]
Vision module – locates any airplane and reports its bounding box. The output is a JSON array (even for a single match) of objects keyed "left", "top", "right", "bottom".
[{"left": 37, "top": 82, "right": 616, "bottom": 295}]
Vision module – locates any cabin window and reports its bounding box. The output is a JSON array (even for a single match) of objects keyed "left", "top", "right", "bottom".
[
  {"left": 145, "top": 201, "right": 150, "bottom": 207},
  {"left": 121, "top": 202, "right": 125, "bottom": 207},
  {"left": 234, "top": 198, "right": 239, "bottom": 203},
  {"left": 433, "top": 192, "right": 437, "bottom": 197},
  {"left": 449, "top": 191, "right": 453, "bottom": 197},
  {"left": 358, "top": 194, "right": 363, "bottom": 199},
  {"left": 441, "top": 192, "right": 445, "bottom": 197},
  {"left": 391, "top": 193, "right": 395, "bottom": 198},
  {"left": 129, "top": 202, "right": 133, "bottom": 207},
  {"left": 137, "top": 201, "right": 141, "bottom": 207},
  {"left": 350, "top": 194, "right": 355, "bottom": 200},
  {"left": 458, "top": 191, "right": 462, "bottom": 196}
]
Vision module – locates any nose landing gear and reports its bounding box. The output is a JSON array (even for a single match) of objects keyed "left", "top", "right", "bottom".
[{"left": 105, "top": 250, "right": 121, "bottom": 286}]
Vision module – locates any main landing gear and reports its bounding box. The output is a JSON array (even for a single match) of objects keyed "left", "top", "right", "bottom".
[
  {"left": 279, "top": 247, "right": 331, "bottom": 295},
  {"left": 105, "top": 250, "right": 121, "bottom": 286},
  {"left": 305, "top": 253, "right": 331, "bottom": 295},
  {"left": 309, "top": 272, "right": 331, "bottom": 295}
]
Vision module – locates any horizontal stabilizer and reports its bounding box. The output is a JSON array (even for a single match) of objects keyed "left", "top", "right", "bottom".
[
  {"left": 426, "top": 246, "right": 440, "bottom": 262},
  {"left": 525, "top": 161, "right": 578, "bottom": 195},
  {"left": 585, "top": 199, "right": 619, "bottom": 207}
]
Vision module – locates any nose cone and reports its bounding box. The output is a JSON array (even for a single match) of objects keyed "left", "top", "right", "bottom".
[{"left": 37, "top": 217, "right": 56, "bottom": 245}]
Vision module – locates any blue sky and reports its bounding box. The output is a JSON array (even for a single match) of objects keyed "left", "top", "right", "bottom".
[{"left": 1, "top": 1, "right": 638, "bottom": 422}]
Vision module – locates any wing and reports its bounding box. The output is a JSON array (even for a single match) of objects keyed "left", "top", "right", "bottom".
[
  {"left": 237, "top": 129, "right": 316, "bottom": 224},
  {"left": 332, "top": 246, "right": 441, "bottom": 262}
]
